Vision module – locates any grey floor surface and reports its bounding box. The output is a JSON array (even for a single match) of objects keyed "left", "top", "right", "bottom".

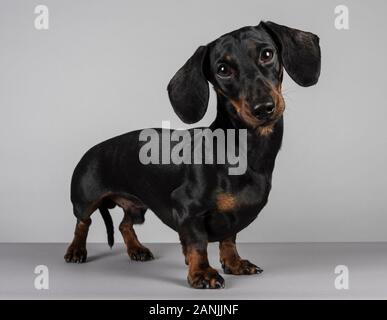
[{"left": 0, "top": 243, "right": 386, "bottom": 299}]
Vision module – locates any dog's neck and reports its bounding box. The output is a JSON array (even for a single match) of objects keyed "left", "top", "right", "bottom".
[{"left": 210, "top": 93, "right": 283, "bottom": 174}]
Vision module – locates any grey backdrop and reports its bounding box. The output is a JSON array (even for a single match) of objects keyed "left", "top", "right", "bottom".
[{"left": 1, "top": 0, "right": 386, "bottom": 243}]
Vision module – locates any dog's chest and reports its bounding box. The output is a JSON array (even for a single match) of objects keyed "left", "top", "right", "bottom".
[{"left": 206, "top": 172, "right": 271, "bottom": 241}]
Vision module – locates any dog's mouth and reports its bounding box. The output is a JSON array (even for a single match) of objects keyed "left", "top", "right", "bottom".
[
  {"left": 253, "top": 112, "right": 280, "bottom": 133},
  {"left": 220, "top": 85, "right": 285, "bottom": 135},
  {"left": 256, "top": 116, "right": 276, "bottom": 126},
  {"left": 231, "top": 98, "right": 284, "bottom": 134}
]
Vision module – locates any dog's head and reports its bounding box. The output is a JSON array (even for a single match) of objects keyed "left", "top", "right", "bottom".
[{"left": 167, "top": 21, "right": 321, "bottom": 134}]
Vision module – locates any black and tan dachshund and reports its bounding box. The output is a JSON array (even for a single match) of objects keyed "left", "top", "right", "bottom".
[{"left": 64, "top": 21, "right": 321, "bottom": 289}]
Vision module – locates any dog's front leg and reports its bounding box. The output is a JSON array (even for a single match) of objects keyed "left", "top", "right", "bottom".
[
  {"left": 219, "top": 235, "right": 263, "bottom": 275},
  {"left": 178, "top": 218, "right": 224, "bottom": 289}
]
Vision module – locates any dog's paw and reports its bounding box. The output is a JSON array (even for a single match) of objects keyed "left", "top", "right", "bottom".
[
  {"left": 128, "top": 246, "right": 154, "bottom": 261},
  {"left": 188, "top": 268, "right": 225, "bottom": 289},
  {"left": 64, "top": 246, "right": 87, "bottom": 263},
  {"left": 221, "top": 259, "right": 263, "bottom": 275}
]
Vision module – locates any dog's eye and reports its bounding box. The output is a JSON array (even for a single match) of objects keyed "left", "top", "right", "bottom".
[
  {"left": 260, "top": 49, "right": 274, "bottom": 64},
  {"left": 216, "top": 63, "right": 232, "bottom": 78}
]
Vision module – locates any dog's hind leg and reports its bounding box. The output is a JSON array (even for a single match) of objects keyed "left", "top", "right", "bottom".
[
  {"left": 64, "top": 217, "right": 92, "bottom": 263},
  {"left": 119, "top": 211, "right": 154, "bottom": 261}
]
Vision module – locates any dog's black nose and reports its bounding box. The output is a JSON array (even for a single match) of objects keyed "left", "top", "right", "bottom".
[{"left": 253, "top": 101, "right": 275, "bottom": 119}]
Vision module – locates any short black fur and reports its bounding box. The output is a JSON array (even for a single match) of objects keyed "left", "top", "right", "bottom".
[{"left": 65, "top": 21, "right": 321, "bottom": 289}]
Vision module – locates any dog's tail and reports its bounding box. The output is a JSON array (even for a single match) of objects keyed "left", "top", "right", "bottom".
[{"left": 99, "top": 207, "right": 114, "bottom": 248}]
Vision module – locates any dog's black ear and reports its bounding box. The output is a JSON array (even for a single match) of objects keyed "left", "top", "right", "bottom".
[
  {"left": 260, "top": 21, "right": 321, "bottom": 87},
  {"left": 167, "top": 46, "right": 209, "bottom": 124}
]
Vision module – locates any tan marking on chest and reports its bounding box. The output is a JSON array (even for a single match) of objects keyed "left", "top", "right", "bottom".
[{"left": 216, "top": 193, "right": 237, "bottom": 212}]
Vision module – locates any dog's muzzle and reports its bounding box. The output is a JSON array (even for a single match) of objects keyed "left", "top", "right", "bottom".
[{"left": 252, "top": 100, "right": 275, "bottom": 120}]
